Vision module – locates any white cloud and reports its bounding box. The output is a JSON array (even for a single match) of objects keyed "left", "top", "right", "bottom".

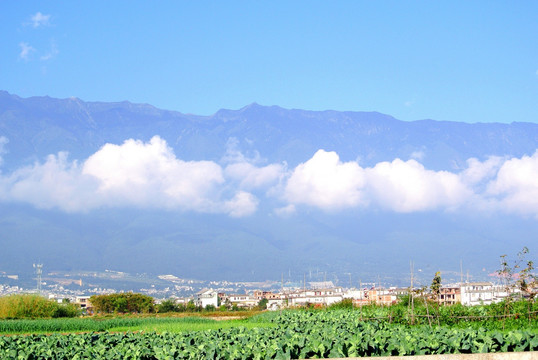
[
  {"left": 82, "top": 136, "right": 225, "bottom": 211},
  {"left": 485, "top": 151, "right": 538, "bottom": 215},
  {"left": 222, "top": 136, "right": 286, "bottom": 192},
  {"left": 410, "top": 150, "right": 425, "bottom": 161},
  {"left": 222, "top": 191, "right": 259, "bottom": 217},
  {"left": 461, "top": 156, "right": 504, "bottom": 185},
  {"left": 30, "top": 12, "right": 51, "bottom": 28},
  {"left": 274, "top": 204, "right": 296, "bottom": 217},
  {"left": 225, "top": 162, "right": 285, "bottom": 190},
  {"left": 283, "top": 150, "right": 471, "bottom": 213},
  {"left": 19, "top": 42, "right": 35, "bottom": 61},
  {"left": 280, "top": 150, "right": 538, "bottom": 215},
  {"left": 364, "top": 159, "right": 471, "bottom": 212},
  {"left": 0, "top": 136, "right": 261, "bottom": 216},
  {"left": 221, "top": 137, "right": 261, "bottom": 164},
  {"left": 0, "top": 152, "right": 99, "bottom": 212},
  {"left": 0, "top": 136, "right": 536, "bottom": 218},
  {"left": 284, "top": 150, "right": 366, "bottom": 210}
]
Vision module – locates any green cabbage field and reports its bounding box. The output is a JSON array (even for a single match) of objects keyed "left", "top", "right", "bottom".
[{"left": 1, "top": 310, "right": 537, "bottom": 359}]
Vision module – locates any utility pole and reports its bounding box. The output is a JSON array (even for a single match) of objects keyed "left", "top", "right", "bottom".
[
  {"left": 410, "top": 261, "right": 415, "bottom": 325},
  {"left": 33, "top": 263, "right": 43, "bottom": 295},
  {"left": 460, "top": 259, "right": 463, "bottom": 285},
  {"left": 359, "top": 279, "right": 363, "bottom": 321}
]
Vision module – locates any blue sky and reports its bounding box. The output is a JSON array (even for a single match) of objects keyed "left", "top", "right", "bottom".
[{"left": 1, "top": 1, "right": 537, "bottom": 123}]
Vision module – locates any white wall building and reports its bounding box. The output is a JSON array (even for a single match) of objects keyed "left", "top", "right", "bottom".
[
  {"left": 195, "top": 289, "right": 218, "bottom": 308},
  {"left": 226, "top": 294, "right": 258, "bottom": 308},
  {"left": 460, "top": 282, "right": 514, "bottom": 306},
  {"left": 286, "top": 287, "right": 344, "bottom": 306}
]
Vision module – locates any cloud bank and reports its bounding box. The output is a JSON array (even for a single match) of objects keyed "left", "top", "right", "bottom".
[
  {"left": 283, "top": 150, "right": 538, "bottom": 216},
  {"left": 0, "top": 136, "right": 537, "bottom": 217},
  {"left": 0, "top": 136, "right": 258, "bottom": 217}
]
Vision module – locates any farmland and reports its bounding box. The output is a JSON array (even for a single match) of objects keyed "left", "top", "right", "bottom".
[{"left": 1, "top": 305, "right": 538, "bottom": 359}]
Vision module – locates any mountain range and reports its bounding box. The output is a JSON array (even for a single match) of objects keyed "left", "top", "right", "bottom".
[{"left": 0, "top": 90, "right": 536, "bottom": 286}]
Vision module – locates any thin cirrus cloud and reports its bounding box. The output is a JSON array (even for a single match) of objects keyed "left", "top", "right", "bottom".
[
  {"left": 19, "top": 13, "right": 58, "bottom": 62},
  {"left": 0, "top": 136, "right": 536, "bottom": 218},
  {"left": 19, "top": 42, "right": 36, "bottom": 61},
  {"left": 40, "top": 40, "right": 59, "bottom": 61},
  {"left": 29, "top": 12, "right": 51, "bottom": 28}
]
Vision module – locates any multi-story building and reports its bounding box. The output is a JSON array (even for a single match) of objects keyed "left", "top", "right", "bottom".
[
  {"left": 195, "top": 289, "right": 218, "bottom": 308},
  {"left": 439, "top": 286, "right": 460, "bottom": 305},
  {"left": 460, "top": 282, "right": 514, "bottom": 306},
  {"left": 226, "top": 294, "right": 258, "bottom": 308},
  {"left": 346, "top": 287, "right": 399, "bottom": 306}
]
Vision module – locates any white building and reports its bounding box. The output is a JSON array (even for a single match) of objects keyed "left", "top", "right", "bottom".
[
  {"left": 75, "top": 296, "right": 92, "bottom": 310},
  {"left": 195, "top": 289, "right": 218, "bottom": 308},
  {"left": 344, "top": 287, "right": 399, "bottom": 306},
  {"left": 226, "top": 294, "right": 258, "bottom": 308},
  {"left": 286, "top": 287, "right": 344, "bottom": 306},
  {"left": 460, "top": 282, "right": 514, "bottom": 306}
]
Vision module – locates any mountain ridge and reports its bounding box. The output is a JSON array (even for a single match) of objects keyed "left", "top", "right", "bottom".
[{"left": 0, "top": 90, "right": 536, "bottom": 282}]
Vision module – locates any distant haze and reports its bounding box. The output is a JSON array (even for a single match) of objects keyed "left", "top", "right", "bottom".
[{"left": 0, "top": 91, "right": 536, "bottom": 285}]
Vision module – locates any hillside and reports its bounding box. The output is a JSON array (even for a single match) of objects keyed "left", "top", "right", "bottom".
[{"left": 0, "top": 91, "right": 536, "bottom": 283}]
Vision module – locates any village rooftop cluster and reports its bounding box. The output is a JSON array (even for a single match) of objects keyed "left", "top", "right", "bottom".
[{"left": 38, "top": 280, "right": 525, "bottom": 313}]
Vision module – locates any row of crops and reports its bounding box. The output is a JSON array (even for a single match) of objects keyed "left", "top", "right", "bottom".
[
  {"left": 0, "top": 316, "right": 214, "bottom": 334},
  {"left": 1, "top": 310, "right": 538, "bottom": 359}
]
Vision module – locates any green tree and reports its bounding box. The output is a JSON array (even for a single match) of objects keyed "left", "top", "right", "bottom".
[
  {"left": 205, "top": 304, "right": 216, "bottom": 311},
  {"left": 257, "top": 298, "right": 268, "bottom": 310},
  {"left": 431, "top": 271, "right": 442, "bottom": 304},
  {"left": 157, "top": 299, "right": 179, "bottom": 313},
  {"left": 186, "top": 300, "right": 197, "bottom": 312}
]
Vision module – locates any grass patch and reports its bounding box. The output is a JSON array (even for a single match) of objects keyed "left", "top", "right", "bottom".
[
  {"left": 108, "top": 317, "right": 275, "bottom": 333},
  {"left": 0, "top": 313, "right": 275, "bottom": 335}
]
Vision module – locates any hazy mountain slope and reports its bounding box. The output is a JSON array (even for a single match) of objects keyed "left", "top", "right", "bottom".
[{"left": 0, "top": 91, "right": 536, "bottom": 282}]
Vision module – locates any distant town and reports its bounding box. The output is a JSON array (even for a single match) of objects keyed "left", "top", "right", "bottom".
[{"left": 0, "top": 266, "right": 520, "bottom": 312}]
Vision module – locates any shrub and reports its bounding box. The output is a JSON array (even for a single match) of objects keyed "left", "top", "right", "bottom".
[
  {"left": 0, "top": 294, "right": 79, "bottom": 319},
  {"left": 328, "top": 298, "right": 354, "bottom": 309},
  {"left": 90, "top": 293, "right": 155, "bottom": 314}
]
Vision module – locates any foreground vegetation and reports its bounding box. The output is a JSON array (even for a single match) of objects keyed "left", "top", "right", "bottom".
[
  {"left": 0, "top": 294, "right": 78, "bottom": 319},
  {"left": 0, "top": 315, "right": 272, "bottom": 335},
  {"left": 1, "top": 309, "right": 537, "bottom": 359},
  {"left": 325, "top": 297, "right": 538, "bottom": 330}
]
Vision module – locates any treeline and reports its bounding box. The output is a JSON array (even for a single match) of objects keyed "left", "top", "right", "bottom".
[
  {"left": 156, "top": 298, "right": 267, "bottom": 313},
  {"left": 0, "top": 294, "right": 78, "bottom": 319}
]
